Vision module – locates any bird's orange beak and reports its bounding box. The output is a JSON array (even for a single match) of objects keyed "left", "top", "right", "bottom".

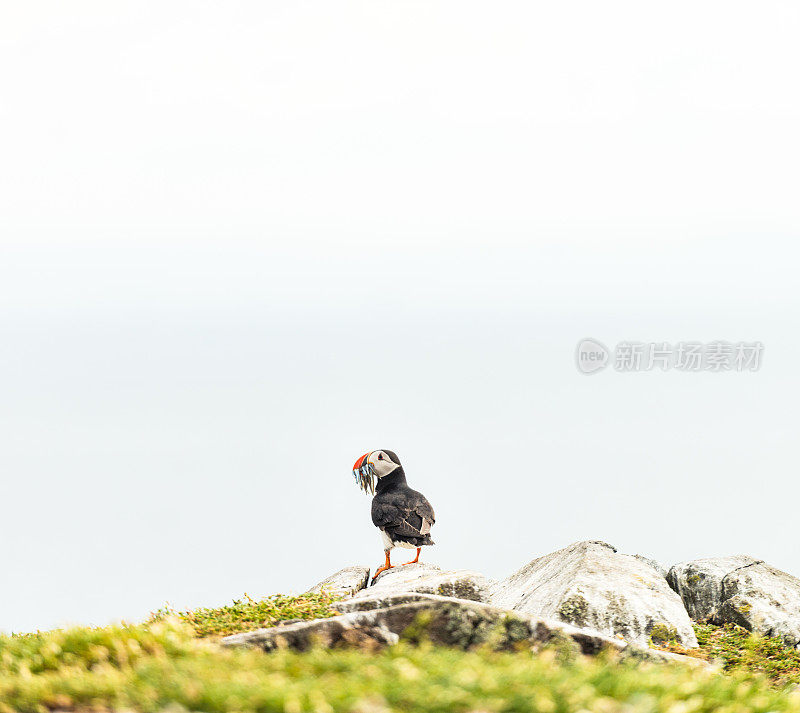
[
  {"left": 352, "top": 452, "right": 371, "bottom": 472},
  {"left": 352, "top": 451, "right": 376, "bottom": 494}
]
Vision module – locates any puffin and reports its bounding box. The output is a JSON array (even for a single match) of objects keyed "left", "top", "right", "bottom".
[{"left": 352, "top": 449, "right": 436, "bottom": 582}]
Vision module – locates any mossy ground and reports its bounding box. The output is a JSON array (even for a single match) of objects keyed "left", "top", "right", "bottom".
[
  {"left": 4, "top": 620, "right": 800, "bottom": 713},
  {"left": 654, "top": 622, "right": 800, "bottom": 688},
  {"left": 149, "top": 592, "right": 340, "bottom": 638},
  {"left": 3, "top": 596, "right": 800, "bottom": 712}
]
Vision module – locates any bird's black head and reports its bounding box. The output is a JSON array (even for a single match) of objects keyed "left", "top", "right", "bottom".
[{"left": 352, "top": 449, "right": 402, "bottom": 494}]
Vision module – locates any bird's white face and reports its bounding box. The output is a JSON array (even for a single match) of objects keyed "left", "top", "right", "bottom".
[
  {"left": 352, "top": 449, "right": 401, "bottom": 494},
  {"left": 367, "top": 450, "right": 400, "bottom": 479}
]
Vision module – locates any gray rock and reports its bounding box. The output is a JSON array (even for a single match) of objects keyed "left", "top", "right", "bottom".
[
  {"left": 222, "top": 592, "right": 705, "bottom": 667},
  {"left": 355, "top": 562, "right": 495, "bottom": 603},
  {"left": 667, "top": 555, "right": 761, "bottom": 621},
  {"left": 626, "top": 554, "right": 668, "bottom": 579},
  {"left": 490, "top": 540, "right": 697, "bottom": 648},
  {"left": 334, "top": 590, "right": 454, "bottom": 613},
  {"left": 669, "top": 556, "right": 800, "bottom": 647},
  {"left": 306, "top": 566, "right": 371, "bottom": 597},
  {"left": 719, "top": 564, "right": 800, "bottom": 647}
]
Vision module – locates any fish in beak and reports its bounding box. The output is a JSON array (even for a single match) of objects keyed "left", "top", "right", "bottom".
[{"left": 353, "top": 452, "right": 376, "bottom": 494}]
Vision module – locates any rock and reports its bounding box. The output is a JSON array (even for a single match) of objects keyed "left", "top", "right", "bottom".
[
  {"left": 354, "top": 562, "right": 495, "bottom": 603},
  {"left": 669, "top": 556, "right": 800, "bottom": 647},
  {"left": 306, "top": 566, "right": 371, "bottom": 597},
  {"left": 334, "top": 590, "right": 455, "bottom": 613},
  {"left": 667, "top": 555, "right": 761, "bottom": 621},
  {"left": 718, "top": 565, "right": 800, "bottom": 647},
  {"left": 489, "top": 540, "right": 697, "bottom": 648},
  {"left": 222, "top": 592, "right": 705, "bottom": 666},
  {"left": 626, "top": 554, "right": 668, "bottom": 579},
  {"left": 223, "top": 608, "right": 400, "bottom": 651}
]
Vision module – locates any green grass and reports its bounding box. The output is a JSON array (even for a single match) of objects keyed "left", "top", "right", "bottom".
[
  {"left": 2, "top": 618, "right": 800, "bottom": 713},
  {"left": 149, "top": 592, "right": 341, "bottom": 638},
  {"left": 4, "top": 595, "right": 800, "bottom": 712},
  {"left": 655, "top": 622, "right": 800, "bottom": 688}
]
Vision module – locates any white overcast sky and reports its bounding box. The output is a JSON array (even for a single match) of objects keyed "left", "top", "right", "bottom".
[{"left": 1, "top": 2, "right": 799, "bottom": 633}]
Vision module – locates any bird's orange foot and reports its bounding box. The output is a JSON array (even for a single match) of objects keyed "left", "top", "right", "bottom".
[
  {"left": 372, "top": 564, "right": 394, "bottom": 581},
  {"left": 402, "top": 547, "right": 421, "bottom": 565}
]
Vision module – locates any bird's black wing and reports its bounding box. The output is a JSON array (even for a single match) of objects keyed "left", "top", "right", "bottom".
[{"left": 371, "top": 488, "right": 435, "bottom": 537}]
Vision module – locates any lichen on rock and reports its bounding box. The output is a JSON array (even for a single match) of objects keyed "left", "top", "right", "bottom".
[{"left": 489, "top": 540, "right": 697, "bottom": 648}]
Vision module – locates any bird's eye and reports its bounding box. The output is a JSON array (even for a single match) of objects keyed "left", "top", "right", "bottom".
[{"left": 378, "top": 453, "right": 384, "bottom": 460}]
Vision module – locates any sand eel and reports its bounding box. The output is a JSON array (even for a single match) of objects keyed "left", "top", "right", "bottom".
[{"left": 352, "top": 450, "right": 436, "bottom": 582}]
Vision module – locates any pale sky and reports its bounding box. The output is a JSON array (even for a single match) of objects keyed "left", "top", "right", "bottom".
[{"left": 1, "top": 1, "right": 799, "bottom": 633}]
